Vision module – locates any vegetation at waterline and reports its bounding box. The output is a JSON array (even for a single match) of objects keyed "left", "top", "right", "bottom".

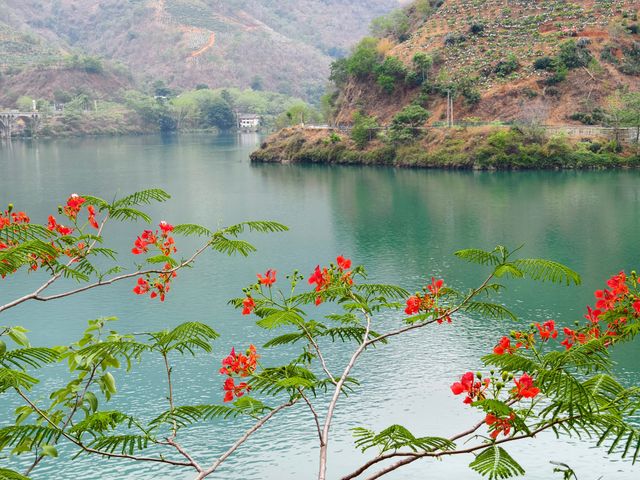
[
  {"left": 4, "top": 80, "right": 320, "bottom": 137},
  {"left": 2, "top": 191, "right": 640, "bottom": 479},
  {"left": 251, "top": 123, "right": 640, "bottom": 170}
]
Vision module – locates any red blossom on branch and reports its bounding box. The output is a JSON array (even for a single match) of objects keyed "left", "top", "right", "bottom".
[
  {"left": 512, "top": 373, "right": 540, "bottom": 399},
  {"left": 63, "top": 194, "right": 86, "bottom": 219},
  {"left": 223, "top": 378, "right": 251, "bottom": 403},
  {"left": 257, "top": 269, "right": 277, "bottom": 286},
  {"left": 242, "top": 296, "right": 256, "bottom": 315},
  {"left": 535, "top": 320, "right": 558, "bottom": 341},
  {"left": 450, "top": 372, "right": 490, "bottom": 404},
  {"left": 485, "top": 412, "right": 516, "bottom": 439}
]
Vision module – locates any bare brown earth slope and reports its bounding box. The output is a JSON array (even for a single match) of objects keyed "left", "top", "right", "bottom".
[{"left": 332, "top": 0, "right": 639, "bottom": 126}]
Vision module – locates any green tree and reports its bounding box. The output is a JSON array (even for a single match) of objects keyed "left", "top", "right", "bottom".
[
  {"left": 346, "top": 37, "right": 381, "bottom": 79},
  {"left": 370, "top": 9, "right": 410, "bottom": 40},
  {"left": 16, "top": 96, "right": 34, "bottom": 111},
  {"left": 200, "top": 97, "right": 235, "bottom": 130},
  {"left": 250, "top": 76, "right": 264, "bottom": 91},
  {"left": 412, "top": 52, "right": 433, "bottom": 83},
  {"left": 389, "top": 104, "right": 430, "bottom": 143},
  {"left": 351, "top": 112, "right": 379, "bottom": 149}
]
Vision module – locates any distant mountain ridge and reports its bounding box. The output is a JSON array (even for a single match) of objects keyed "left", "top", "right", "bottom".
[{"left": 0, "top": 0, "right": 403, "bottom": 99}]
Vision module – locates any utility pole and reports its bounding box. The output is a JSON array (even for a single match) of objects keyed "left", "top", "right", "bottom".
[{"left": 446, "top": 90, "right": 454, "bottom": 127}]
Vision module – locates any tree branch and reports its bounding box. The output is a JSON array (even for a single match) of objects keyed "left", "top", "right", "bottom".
[
  {"left": 15, "top": 388, "right": 191, "bottom": 468},
  {"left": 195, "top": 400, "right": 296, "bottom": 479}
]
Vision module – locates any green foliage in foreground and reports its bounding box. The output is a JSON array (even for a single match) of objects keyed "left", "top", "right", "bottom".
[{"left": 2, "top": 189, "right": 640, "bottom": 480}]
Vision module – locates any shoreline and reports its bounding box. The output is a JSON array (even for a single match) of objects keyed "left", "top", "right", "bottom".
[{"left": 250, "top": 127, "right": 640, "bottom": 171}]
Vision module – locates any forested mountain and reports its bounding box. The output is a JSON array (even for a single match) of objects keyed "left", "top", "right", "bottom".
[{"left": 0, "top": 0, "right": 405, "bottom": 99}]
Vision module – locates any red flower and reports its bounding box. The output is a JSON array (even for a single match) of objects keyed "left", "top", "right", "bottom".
[
  {"left": 159, "top": 220, "right": 174, "bottom": 234},
  {"left": 87, "top": 205, "right": 99, "bottom": 229},
  {"left": 257, "top": 269, "right": 277, "bottom": 286},
  {"left": 427, "top": 277, "right": 444, "bottom": 296},
  {"left": 561, "top": 327, "right": 587, "bottom": 350},
  {"left": 10, "top": 211, "right": 30, "bottom": 224},
  {"left": 336, "top": 255, "right": 352, "bottom": 270},
  {"left": 242, "top": 296, "right": 256, "bottom": 315},
  {"left": 309, "top": 265, "right": 330, "bottom": 291},
  {"left": 64, "top": 194, "right": 86, "bottom": 219},
  {"left": 220, "top": 345, "right": 259, "bottom": 377},
  {"left": 485, "top": 412, "right": 516, "bottom": 439},
  {"left": 133, "top": 277, "right": 150, "bottom": 295},
  {"left": 633, "top": 301, "right": 640, "bottom": 315},
  {"left": 223, "top": 377, "right": 251, "bottom": 403},
  {"left": 493, "top": 336, "right": 517, "bottom": 355},
  {"left": 404, "top": 295, "right": 421, "bottom": 315},
  {"left": 47, "top": 215, "right": 58, "bottom": 232},
  {"left": 513, "top": 373, "right": 540, "bottom": 399},
  {"left": 584, "top": 306, "right": 602, "bottom": 324},
  {"left": 535, "top": 320, "right": 558, "bottom": 341},
  {"left": 451, "top": 372, "right": 490, "bottom": 404}
]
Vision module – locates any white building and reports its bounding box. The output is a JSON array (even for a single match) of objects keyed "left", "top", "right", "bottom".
[{"left": 238, "top": 113, "right": 260, "bottom": 130}]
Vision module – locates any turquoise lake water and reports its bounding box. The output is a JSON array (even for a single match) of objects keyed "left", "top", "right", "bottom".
[{"left": 1, "top": 133, "right": 639, "bottom": 479}]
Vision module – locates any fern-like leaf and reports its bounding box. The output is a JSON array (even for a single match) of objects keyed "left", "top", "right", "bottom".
[
  {"left": 455, "top": 248, "right": 501, "bottom": 266},
  {"left": 512, "top": 259, "right": 581, "bottom": 286},
  {"left": 469, "top": 446, "right": 525, "bottom": 479}
]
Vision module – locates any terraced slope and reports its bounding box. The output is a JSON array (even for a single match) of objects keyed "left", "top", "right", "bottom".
[{"left": 332, "top": 0, "right": 639, "bottom": 125}]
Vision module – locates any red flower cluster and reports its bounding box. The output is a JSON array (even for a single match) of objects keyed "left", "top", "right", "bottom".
[
  {"left": 63, "top": 194, "right": 85, "bottom": 219},
  {"left": 493, "top": 336, "right": 519, "bottom": 355},
  {"left": 131, "top": 222, "right": 178, "bottom": 301},
  {"left": 560, "top": 271, "right": 638, "bottom": 349},
  {"left": 220, "top": 345, "right": 258, "bottom": 377},
  {"left": 512, "top": 373, "right": 540, "bottom": 398},
  {"left": 450, "top": 372, "right": 490, "bottom": 404},
  {"left": 404, "top": 278, "right": 450, "bottom": 323},
  {"left": 133, "top": 263, "right": 177, "bottom": 302},
  {"left": 485, "top": 412, "right": 516, "bottom": 439},
  {"left": 308, "top": 256, "right": 354, "bottom": 306},
  {"left": 257, "top": 269, "right": 276, "bottom": 286},
  {"left": 47, "top": 215, "right": 74, "bottom": 236},
  {"left": 131, "top": 222, "right": 176, "bottom": 257},
  {"left": 535, "top": 320, "right": 558, "bottom": 341},
  {"left": 242, "top": 296, "right": 256, "bottom": 315},
  {"left": 220, "top": 345, "right": 258, "bottom": 402}
]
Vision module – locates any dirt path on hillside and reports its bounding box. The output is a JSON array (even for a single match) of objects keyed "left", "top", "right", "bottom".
[{"left": 190, "top": 32, "right": 215, "bottom": 57}]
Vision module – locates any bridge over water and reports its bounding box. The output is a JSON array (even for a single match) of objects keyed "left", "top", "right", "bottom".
[{"left": 0, "top": 111, "right": 40, "bottom": 139}]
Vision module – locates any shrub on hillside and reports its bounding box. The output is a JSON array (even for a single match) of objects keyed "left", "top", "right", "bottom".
[
  {"left": 494, "top": 54, "right": 519, "bottom": 77},
  {"left": 351, "top": 111, "right": 380, "bottom": 149},
  {"left": 558, "top": 40, "right": 592, "bottom": 69}
]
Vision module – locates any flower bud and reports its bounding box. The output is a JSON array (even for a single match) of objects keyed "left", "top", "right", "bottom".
[
  {"left": 7, "top": 204, "right": 13, "bottom": 213},
  {"left": 476, "top": 371, "right": 482, "bottom": 379},
  {"left": 501, "top": 371, "right": 509, "bottom": 381},
  {"left": 58, "top": 206, "right": 63, "bottom": 214}
]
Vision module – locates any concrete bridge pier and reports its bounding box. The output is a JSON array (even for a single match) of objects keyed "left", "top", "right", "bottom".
[{"left": 0, "top": 112, "right": 40, "bottom": 140}]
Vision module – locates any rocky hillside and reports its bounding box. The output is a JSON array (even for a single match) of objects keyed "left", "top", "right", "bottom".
[
  {"left": 0, "top": 0, "right": 404, "bottom": 100},
  {"left": 252, "top": 0, "right": 640, "bottom": 170},
  {"left": 328, "top": 0, "right": 639, "bottom": 126}
]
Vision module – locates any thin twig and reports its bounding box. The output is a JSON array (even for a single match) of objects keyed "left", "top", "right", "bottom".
[
  {"left": 298, "top": 388, "right": 324, "bottom": 445},
  {"left": 195, "top": 400, "right": 296, "bottom": 479}
]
